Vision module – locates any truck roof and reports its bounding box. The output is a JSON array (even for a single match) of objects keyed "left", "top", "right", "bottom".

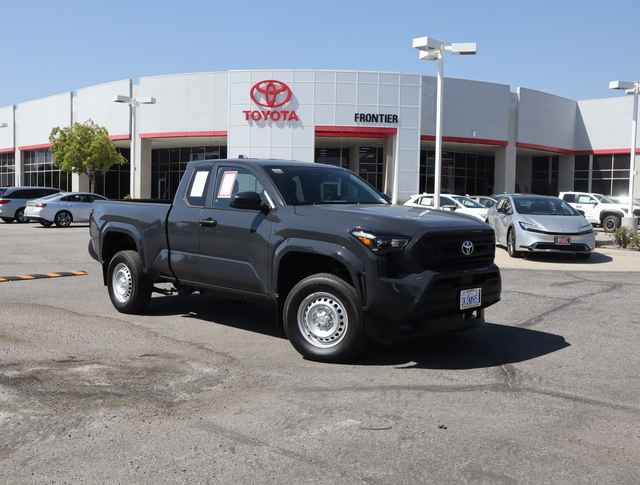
[{"left": 187, "top": 158, "right": 340, "bottom": 169}]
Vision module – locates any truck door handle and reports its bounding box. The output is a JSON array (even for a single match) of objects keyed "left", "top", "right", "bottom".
[{"left": 199, "top": 218, "right": 217, "bottom": 227}]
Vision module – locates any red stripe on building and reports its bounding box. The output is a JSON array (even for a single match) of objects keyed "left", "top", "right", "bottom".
[
  {"left": 18, "top": 142, "right": 51, "bottom": 151},
  {"left": 516, "top": 142, "right": 574, "bottom": 155},
  {"left": 110, "top": 134, "right": 131, "bottom": 141},
  {"left": 315, "top": 126, "right": 397, "bottom": 138},
  {"left": 421, "top": 135, "right": 508, "bottom": 146},
  {"left": 0, "top": 147, "right": 14, "bottom": 154},
  {"left": 139, "top": 130, "right": 228, "bottom": 139}
]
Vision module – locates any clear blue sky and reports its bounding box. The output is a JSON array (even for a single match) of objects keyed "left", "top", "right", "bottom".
[{"left": 1, "top": 0, "right": 638, "bottom": 106}]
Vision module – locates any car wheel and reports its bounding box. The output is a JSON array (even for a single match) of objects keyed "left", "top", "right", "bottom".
[
  {"left": 54, "top": 210, "right": 73, "bottom": 228},
  {"left": 39, "top": 221, "right": 53, "bottom": 228},
  {"left": 283, "top": 273, "right": 366, "bottom": 362},
  {"left": 14, "top": 208, "right": 27, "bottom": 223},
  {"left": 507, "top": 228, "right": 522, "bottom": 258},
  {"left": 1, "top": 217, "right": 14, "bottom": 223},
  {"left": 602, "top": 214, "right": 620, "bottom": 233},
  {"left": 107, "top": 250, "right": 152, "bottom": 314},
  {"left": 575, "top": 253, "right": 591, "bottom": 261}
]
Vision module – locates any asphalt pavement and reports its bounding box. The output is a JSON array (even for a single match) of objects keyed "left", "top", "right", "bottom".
[{"left": 1, "top": 223, "right": 639, "bottom": 484}]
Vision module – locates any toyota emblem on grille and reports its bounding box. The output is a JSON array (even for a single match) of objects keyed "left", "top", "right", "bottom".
[{"left": 461, "top": 240, "right": 475, "bottom": 256}]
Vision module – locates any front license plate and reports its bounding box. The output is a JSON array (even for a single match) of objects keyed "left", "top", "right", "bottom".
[
  {"left": 460, "top": 288, "right": 482, "bottom": 310},
  {"left": 555, "top": 236, "right": 571, "bottom": 245}
]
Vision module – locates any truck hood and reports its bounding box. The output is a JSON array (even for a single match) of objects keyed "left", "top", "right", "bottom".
[
  {"left": 599, "top": 202, "right": 640, "bottom": 212},
  {"left": 293, "top": 204, "right": 490, "bottom": 236}
]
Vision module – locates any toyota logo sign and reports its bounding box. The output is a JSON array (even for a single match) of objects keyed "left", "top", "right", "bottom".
[
  {"left": 250, "top": 80, "right": 292, "bottom": 108},
  {"left": 243, "top": 80, "right": 299, "bottom": 122},
  {"left": 461, "top": 240, "right": 475, "bottom": 256}
]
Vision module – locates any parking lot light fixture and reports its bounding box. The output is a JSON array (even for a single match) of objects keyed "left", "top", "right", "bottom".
[
  {"left": 413, "top": 36, "right": 477, "bottom": 209},
  {"left": 0, "top": 123, "right": 8, "bottom": 128},
  {"left": 112, "top": 95, "right": 157, "bottom": 197},
  {"left": 609, "top": 80, "right": 639, "bottom": 228}
]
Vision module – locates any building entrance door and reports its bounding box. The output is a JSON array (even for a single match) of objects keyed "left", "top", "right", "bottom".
[
  {"left": 531, "top": 156, "right": 559, "bottom": 195},
  {"left": 315, "top": 141, "right": 387, "bottom": 193}
]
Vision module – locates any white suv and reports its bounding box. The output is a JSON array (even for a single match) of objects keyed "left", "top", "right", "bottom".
[{"left": 559, "top": 191, "right": 640, "bottom": 231}]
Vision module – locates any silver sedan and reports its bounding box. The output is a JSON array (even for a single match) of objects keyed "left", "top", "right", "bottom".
[
  {"left": 487, "top": 194, "right": 596, "bottom": 259},
  {"left": 25, "top": 192, "right": 107, "bottom": 227}
]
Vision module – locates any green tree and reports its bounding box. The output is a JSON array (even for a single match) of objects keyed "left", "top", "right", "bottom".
[{"left": 49, "top": 120, "right": 126, "bottom": 193}]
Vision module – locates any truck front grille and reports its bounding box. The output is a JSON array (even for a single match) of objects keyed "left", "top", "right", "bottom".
[{"left": 414, "top": 230, "right": 495, "bottom": 271}]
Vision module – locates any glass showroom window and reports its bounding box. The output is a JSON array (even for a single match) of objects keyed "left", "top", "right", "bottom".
[
  {"left": 591, "top": 154, "right": 630, "bottom": 197},
  {"left": 315, "top": 147, "right": 352, "bottom": 170},
  {"left": 573, "top": 155, "right": 590, "bottom": 192},
  {"left": 0, "top": 151, "right": 15, "bottom": 187},
  {"left": 151, "top": 145, "right": 227, "bottom": 200},
  {"left": 358, "top": 146, "right": 385, "bottom": 192},
  {"left": 419, "top": 150, "right": 495, "bottom": 195},
  {"left": 22, "top": 149, "right": 71, "bottom": 191},
  {"left": 94, "top": 148, "right": 130, "bottom": 200}
]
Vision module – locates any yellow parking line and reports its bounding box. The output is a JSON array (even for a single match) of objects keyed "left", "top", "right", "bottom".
[
  {"left": 0, "top": 271, "right": 88, "bottom": 283},
  {"left": 16, "top": 275, "right": 34, "bottom": 280},
  {"left": 71, "top": 271, "right": 88, "bottom": 276},
  {"left": 47, "top": 272, "right": 61, "bottom": 277}
]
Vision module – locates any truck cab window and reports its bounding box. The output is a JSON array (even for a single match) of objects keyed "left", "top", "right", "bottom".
[
  {"left": 213, "top": 167, "right": 264, "bottom": 209},
  {"left": 186, "top": 169, "right": 211, "bottom": 206}
]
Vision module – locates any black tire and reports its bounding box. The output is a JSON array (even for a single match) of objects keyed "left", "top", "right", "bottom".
[
  {"left": 14, "top": 208, "right": 27, "bottom": 223},
  {"left": 39, "top": 220, "right": 53, "bottom": 228},
  {"left": 283, "top": 273, "right": 366, "bottom": 362},
  {"left": 507, "top": 227, "right": 522, "bottom": 258},
  {"left": 54, "top": 210, "right": 73, "bottom": 228},
  {"left": 602, "top": 214, "right": 620, "bottom": 233},
  {"left": 575, "top": 252, "right": 591, "bottom": 261},
  {"left": 1, "top": 217, "right": 14, "bottom": 223},
  {"left": 107, "top": 250, "right": 152, "bottom": 314}
]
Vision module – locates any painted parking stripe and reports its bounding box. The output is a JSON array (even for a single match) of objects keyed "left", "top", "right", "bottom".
[{"left": 0, "top": 271, "right": 88, "bottom": 283}]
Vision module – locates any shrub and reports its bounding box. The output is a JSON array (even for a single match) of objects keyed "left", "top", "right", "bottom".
[
  {"left": 631, "top": 232, "right": 640, "bottom": 251},
  {"left": 614, "top": 227, "right": 635, "bottom": 248}
]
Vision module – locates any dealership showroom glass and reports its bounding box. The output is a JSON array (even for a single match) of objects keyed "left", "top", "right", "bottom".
[{"left": 0, "top": 70, "right": 638, "bottom": 202}]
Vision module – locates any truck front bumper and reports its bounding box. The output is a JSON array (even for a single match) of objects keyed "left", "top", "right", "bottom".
[{"left": 363, "top": 264, "right": 501, "bottom": 338}]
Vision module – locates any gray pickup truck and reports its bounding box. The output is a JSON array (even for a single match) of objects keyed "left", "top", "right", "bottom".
[{"left": 89, "top": 159, "right": 501, "bottom": 362}]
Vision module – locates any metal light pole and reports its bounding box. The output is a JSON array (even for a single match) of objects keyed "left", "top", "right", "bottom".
[
  {"left": 412, "top": 37, "right": 477, "bottom": 208},
  {"left": 609, "top": 80, "right": 639, "bottom": 229},
  {"left": 112, "top": 95, "right": 156, "bottom": 198}
]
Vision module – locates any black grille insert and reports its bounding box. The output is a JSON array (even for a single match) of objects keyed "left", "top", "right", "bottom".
[{"left": 414, "top": 230, "right": 495, "bottom": 270}]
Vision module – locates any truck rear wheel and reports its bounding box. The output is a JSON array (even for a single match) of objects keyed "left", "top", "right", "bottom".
[
  {"left": 283, "top": 273, "right": 366, "bottom": 362},
  {"left": 107, "top": 250, "right": 152, "bottom": 314}
]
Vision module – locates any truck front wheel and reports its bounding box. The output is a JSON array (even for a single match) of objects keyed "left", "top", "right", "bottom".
[
  {"left": 107, "top": 250, "right": 152, "bottom": 314},
  {"left": 283, "top": 273, "right": 366, "bottom": 362}
]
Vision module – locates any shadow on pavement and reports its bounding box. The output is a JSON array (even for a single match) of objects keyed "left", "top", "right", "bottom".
[
  {"left": 147, "top": 294, "right": 569, "bottom": 369},
  {"left": 362, "top": 323, "right": 569, "bottom": 369}
]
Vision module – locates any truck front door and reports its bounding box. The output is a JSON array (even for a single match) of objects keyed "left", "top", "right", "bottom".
[{"left": 195, "top": 165, "right": 272, "bottom": 294}]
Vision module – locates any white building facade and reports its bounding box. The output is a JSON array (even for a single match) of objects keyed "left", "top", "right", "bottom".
[{"left": 0, "top": 69, "right": 638, "bottom": 202}]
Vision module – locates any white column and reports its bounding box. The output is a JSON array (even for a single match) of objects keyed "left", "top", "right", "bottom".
[
  {"left": 134, "top": 138, "right": 152, "bottom": 199},
  {"left": 558, "top": 155, "right": 574, "bottom": 192},
  {"left": 494, "top": 144, "right": 516, "bottom": 193},
  {"left": 14, "top": 149, "right": 22, "bottom": 186},
  {"left": 72, "top": 173, "right": 90, "bottom": 192}
]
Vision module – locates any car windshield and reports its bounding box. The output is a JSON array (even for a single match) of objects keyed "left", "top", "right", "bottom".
[
  {"left": 0, "top": 188, "right": 6, "bottom": 196},
  {"left": 514, "top": 197, "right": 578, "bottom": 216},
  {"left": 452, "top": 196, "right": 483, "bottom": 208},
  {"left": 265, "top": 165, "right": 388, "bottom": 206},
  {"left": 593, "top": 194, "right": 616, "bottom": 204},
  {"left": 40, "top": 193, "right": 63, "bottom": 200}
]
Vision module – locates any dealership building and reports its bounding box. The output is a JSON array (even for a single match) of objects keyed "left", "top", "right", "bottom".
[{"left": 0, "top": 69, "right": 638, "bottom": 202}]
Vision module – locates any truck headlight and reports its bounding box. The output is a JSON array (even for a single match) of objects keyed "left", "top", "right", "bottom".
[{"left": 351, "top": 229, "right": 410, "bottom": 254}]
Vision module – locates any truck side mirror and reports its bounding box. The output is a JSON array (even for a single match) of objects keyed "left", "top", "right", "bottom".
[{"left": 230, "top": 191, "right": 266, "bottom": 212}]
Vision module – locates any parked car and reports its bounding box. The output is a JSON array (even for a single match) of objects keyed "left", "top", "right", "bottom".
[
  {"left": 0, "top": 187, "right": 60, "bottom": 223},
  {"left": 487, "top": 194, "right": 595, "bottom": 259},
  {"left": 89, "top": 159, "right": 502, "bottom": 362},
  {"left": 468, "top": 195, "right": 498, "bottom": 208},
  {"left": 559, "top": 191, "right": 640, "bottom": 231},
  {"left": 25, "top": 192, "right": 107, "bottom": 227},
  {"left": 404, "top": 193, "right": 490, "bottom": 221}
]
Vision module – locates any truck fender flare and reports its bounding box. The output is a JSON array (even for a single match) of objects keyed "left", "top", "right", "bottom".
[
  {"left": 100, "top": 222, "right": 146, "bottom": 271},
  {"left": 272, "top": 239, "right": 366, "bottom": 299}
]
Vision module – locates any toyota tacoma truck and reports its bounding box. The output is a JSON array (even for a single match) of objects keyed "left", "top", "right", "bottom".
[{"left": 89, "top": 159, "right": 501, "bottom": 362}]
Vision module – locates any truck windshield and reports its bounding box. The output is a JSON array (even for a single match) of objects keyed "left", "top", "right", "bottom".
[
  {"left": 265, "top": 165, "right": 388, "bottom": 206},
  {"left": 514, "top": 197, "right": 578, "bottom": 216}
]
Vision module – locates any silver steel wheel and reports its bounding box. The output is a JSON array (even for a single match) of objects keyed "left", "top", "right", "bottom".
[
  {"left": 112, "top": 263, "right": 133, "bottom": 304},
  {"left": 297, "top": 292, "right": 349, "bottom": 349}
]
